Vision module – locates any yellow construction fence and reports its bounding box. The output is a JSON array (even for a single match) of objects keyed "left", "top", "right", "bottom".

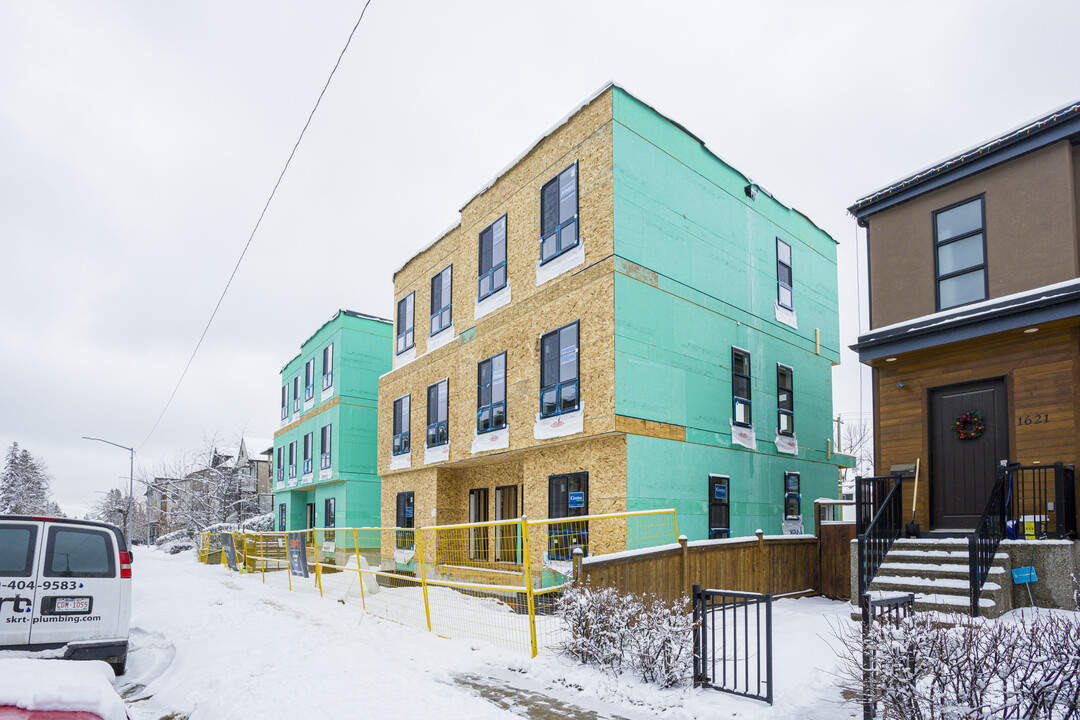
[{"left": 196, "top": 509, "right": 678, "bottom": 656}]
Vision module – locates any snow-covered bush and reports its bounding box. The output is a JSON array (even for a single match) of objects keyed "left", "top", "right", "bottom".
[
  {"left": 238, "top": 512, "right": 274, "bottom": 533},
  {"left": 835, "top": 610, "right": 1080, "bottom": 719},
  {"left": 557, "top": 584, "right": 694, "bottom": 688},
  {"left": 154, "top": 528, "right": 195, "bottom": 555}
]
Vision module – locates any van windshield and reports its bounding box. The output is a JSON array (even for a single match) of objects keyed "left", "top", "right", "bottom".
[
  {"left": 44, "top": 528, "right": 115, "bottom": 578},
  {"left": 0, "top": 525, "right": 37, "bottom": 577}
]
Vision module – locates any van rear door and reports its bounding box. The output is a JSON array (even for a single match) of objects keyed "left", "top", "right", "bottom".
[
  {"left": 0, "top": 520, "right": 42, "bottom": 648},
  {"left": 28, "top": 524, "right": 121, "bottom": 646}
]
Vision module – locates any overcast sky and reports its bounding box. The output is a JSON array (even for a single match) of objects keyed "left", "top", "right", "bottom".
[{"left": 2, "top": 1, "right": 1078, "bottom": 518}]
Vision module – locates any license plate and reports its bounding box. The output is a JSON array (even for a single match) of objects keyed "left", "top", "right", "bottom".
[{"left": 54, "top": 597, "right": 91, "bottom": 613}]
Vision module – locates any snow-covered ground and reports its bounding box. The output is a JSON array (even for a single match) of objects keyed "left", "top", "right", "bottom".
[{"left": 112, "top": 548, "right": 861, "bottom": 719}]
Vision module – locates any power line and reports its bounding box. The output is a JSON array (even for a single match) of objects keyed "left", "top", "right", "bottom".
[{"left": 139, "top": 0, "right": 374, "bottom": 450}]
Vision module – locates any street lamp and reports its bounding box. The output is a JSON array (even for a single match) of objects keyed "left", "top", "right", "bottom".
[{"left": 83, "top": 436, "right": 134, "bottom": 548}]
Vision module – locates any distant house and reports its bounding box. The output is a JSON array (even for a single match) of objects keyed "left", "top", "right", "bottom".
[
  {"left": 849, "top": 100, "right": 1080, "bottom": 532},
  {"left": 272, "top": 310, "right": 392, "bottom": 532}
]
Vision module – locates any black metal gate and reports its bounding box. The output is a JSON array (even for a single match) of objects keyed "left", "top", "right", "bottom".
[{"left": 692, "top": 584, "right": 773, "bottom": 705}]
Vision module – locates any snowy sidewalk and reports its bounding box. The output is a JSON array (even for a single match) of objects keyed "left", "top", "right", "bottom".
[{"left": 117, "top": 548, "right": 861, "bottom": 720}]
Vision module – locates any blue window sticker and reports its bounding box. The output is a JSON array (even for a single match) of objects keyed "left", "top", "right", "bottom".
[
  {"left": 714, "top": 485, "right": 727, "bottom": 500},
  {"left": 405, "top": 506, "right": 413, "bottom": 519},
  {"left": 568, "top": 491, "right": 585, "bottom": 509}
]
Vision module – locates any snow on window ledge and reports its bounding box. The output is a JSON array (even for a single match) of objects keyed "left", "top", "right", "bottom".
[
  {"left": 389, "top": 453, "right": 412, "bottom": 471},
  {"left": 424, "top": 442, "right": 450, "bottom": 465},
  {"left": 536, "top": 241, "right": 585, "bottom": 288},
  {"left": 534, "top": 405, "right": 584, "bottom": 440},
  {"left": 474, "top": 283, "right": 511, "bottom": 322},
  {"left": 471, "top": 427, "right": 510, "bottom": 454},
  {"left": 730, "top": 420, "right": 757, "bottom": 450},
  {"left": 775, "top": 301, "right": 798, "bottom": 329}
]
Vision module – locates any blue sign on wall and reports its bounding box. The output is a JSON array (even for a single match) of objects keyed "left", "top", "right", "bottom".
[
  {"left": 568, "top": 491, "right": 585, "bottom": 509},
  {"left": 405, "top": 506, "right": 413, "bottom": 518},
  {"left": 714, "top": 485, "right": 727, "bottom": 500}
]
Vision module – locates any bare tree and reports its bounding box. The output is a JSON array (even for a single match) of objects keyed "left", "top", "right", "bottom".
[{"left": 841, "top": 418, "right": 875, "bottom": 480}]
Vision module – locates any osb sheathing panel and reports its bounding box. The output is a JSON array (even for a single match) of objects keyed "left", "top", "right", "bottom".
[
  {"left": 380, "top": 435, "right": 627, "bottom": 525},
  {"left": 377, "top": 256, "right": 616, "bottom": 474},
  {"left": 386, "top": 87, "right": 614, "bottom": 364}
]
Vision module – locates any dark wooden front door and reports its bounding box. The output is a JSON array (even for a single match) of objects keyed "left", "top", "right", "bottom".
[{"left": 929, "top": 378, "right": 1009, "bottom": 529}]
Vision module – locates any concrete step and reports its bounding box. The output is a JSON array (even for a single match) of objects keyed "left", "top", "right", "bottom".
[
  {"left": 870, "top": 574, "right": 1001, "bottom": 596},
  {"left": 877, "top": 561, "right": 1006, "bottom": 581}
]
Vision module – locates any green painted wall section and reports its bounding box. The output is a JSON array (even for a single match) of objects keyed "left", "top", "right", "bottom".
[
  {"left": 274, "top": 312, "right": 391, "bottom": 533},
  {"left": 611, "top": 86, "right": 846, "bottom": 540},
  {"left": 626, "top": 434, "right": 838, "bottom": 538}
]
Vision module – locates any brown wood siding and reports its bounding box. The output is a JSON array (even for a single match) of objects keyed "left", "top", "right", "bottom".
[
  {"left": 873, "top": 321, "right": 1080, "bottom": 530},
  {"left": 578, "top": 536, "right": 821, "bottom": 604}
]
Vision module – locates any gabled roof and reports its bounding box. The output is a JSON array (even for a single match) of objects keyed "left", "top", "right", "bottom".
[{"left": 850, "top": 100, "right": 1080, "bottom": 218}]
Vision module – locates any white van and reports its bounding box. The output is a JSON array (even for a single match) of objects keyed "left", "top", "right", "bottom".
[{"left": 0, "top": 515, "right": 132, "bottom": 675}]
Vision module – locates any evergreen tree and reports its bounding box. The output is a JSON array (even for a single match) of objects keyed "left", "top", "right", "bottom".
[{"left": 0, "top": 442, "right": 60, "bottom": 515}]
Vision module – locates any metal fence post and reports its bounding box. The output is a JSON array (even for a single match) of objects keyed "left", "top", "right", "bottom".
[
  {"left": 416, "top": 527, "right": 432, "bottom": 632},
  {"left": 764, "top": 594, "right": 773, "bottom": 706},
  {"left": 692, "top": 583, "right": 701, "bottom": 687},
  {"left": 520, "top": 516, "right": 538, "bottom": 658}
]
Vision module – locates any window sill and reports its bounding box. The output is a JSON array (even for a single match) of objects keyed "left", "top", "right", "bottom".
[
  {"left": 534, "top": 404, "right": 584, "bottom": 440},
  {"left": 471, "top": 427, "right": 509, "bottom": 454},
  {"left": 729, "top": 420, "right": 757, "bottom": 450},
  {"left": 474, "top": 283, "right": 511, "bottom": 322},
  {"left": 426, "top": 324, "right": 456, "bottom": 354},
  {"left": 536, "top": 241, "right": 584, "bottom": 287},
  {"left": 774, "top": 432, "right": 798, "bottom": 455},
  {"left": 321, "top": 383, "right": 334, "bottom": 401},
  {"left": 389, "top": 452, "right": 412, "bottom": 471},
  {"left": 319, "top": 467, "right": 332, "bottom": 481},
  {"left": 774, "top": 301, "right": 798, "bottom": 330},
  {"left": 393, "top": 345, "right": 417, "bottom": 370},
  {"left": 424, "top": 441, "right": 450, "bottom": 465}
]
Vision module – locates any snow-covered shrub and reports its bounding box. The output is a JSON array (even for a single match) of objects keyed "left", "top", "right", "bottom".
[
  {"left": 238, "top": 512, "right": 274, "bottom": 533},
  {"left": 557, "top": 584, "right": 694, "bottom": 688},
  {"left": 834, "top": 610, "right": 1080, "bottom": 719},
  {"left": 154, "top": 528, "right": 195, "bottom": 555}
]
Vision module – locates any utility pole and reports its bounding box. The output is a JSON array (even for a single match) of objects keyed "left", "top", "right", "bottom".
[
  {"left": 834, "top": 415, "right": 845, "bottom": 454},
  {"left": 83, "top": 436, "right": 135, "bottom": 548}
]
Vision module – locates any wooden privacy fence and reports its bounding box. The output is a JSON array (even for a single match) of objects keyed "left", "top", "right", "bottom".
[{"left": 575, "top": 501, "right": 855, "bottom": 603}]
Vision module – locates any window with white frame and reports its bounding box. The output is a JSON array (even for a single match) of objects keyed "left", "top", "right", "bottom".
[
  {"left": 777, "top": 238, "right": 793, "bottom": 310},
  {"left": 322, "top": 343, "right": 333, "bottom": 390},
  {"left": 280, "top": 385, "right": 288, "bottom": 420},
  {"left": 478, "top": 215, "right": 507, "bottom": 300},
  {"left": 540, "top": 321, "right": 579, "bottom": 418},
  {"left": 320, "top": 423, "right": 332, "bottom": 469},
  {"left": 732, "top": 349, "right": 752, "bottom": 427},
  {"left": 540, "top": 163, "right": 578, "bottom": 264},
  {"left": 292, "top": 376, "right": 301, "bottom": 413},
  {"left": 304, "top": 359, "right": 315, "bottom": 401},
  {"left": 302, "top": 432, "right": 313, "bottom": 475},
  {"left": 430, "top": 266, "right": 452, "bottom": 335},
  {"left": 477, "top": 352, "right": 507, "bottom": 433},
  {"left": 426, "top": 379, "right": 448, "bottom": 447},
  {"left": 396, "top": 293, "right": 415, "bottom": 355},
  {"left": 777, "top": 364, "right": 794, "bottom": 436},
  {"left": 287, "top": 441, "right": 296, "bottom": 479},
  {"left": 393, "top": 395, "right": 411, "bottom": 455}
]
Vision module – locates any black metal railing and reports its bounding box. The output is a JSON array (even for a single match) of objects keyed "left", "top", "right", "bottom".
[
  {"left": 860, "top": 592, "right": 915, "bottom": 720},
  {"left": 968, "top": 464, "right": 1008, "bottom": 618},
  {"left": 856, "top": 473, "right": 904, "bottom": 599},
  {"left": 692, "top": 584, "right": 773, "bottom": 705},
  {"left": 1006, "top": 462, "right": 1076, "bottom": 539}
]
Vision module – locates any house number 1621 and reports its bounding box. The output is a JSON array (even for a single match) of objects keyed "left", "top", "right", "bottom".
[{"left": 1017, "top": 414, "right": 1049, "bottom": 426}]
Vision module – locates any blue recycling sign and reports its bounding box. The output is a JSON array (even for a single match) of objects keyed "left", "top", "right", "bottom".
[{"left": 568, "top": 491, "right": 585, "bottom": 509}]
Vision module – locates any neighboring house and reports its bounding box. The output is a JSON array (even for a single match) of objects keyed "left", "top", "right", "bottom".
[
  {"left": 377, "top": 83, "right": 853, "bottom": 558},
  {"left": 849, "top": 100, "right": 1080, "bottom": 533},
  {"left": 273, "top": 310, "right": 393, "bottom": 533}
]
